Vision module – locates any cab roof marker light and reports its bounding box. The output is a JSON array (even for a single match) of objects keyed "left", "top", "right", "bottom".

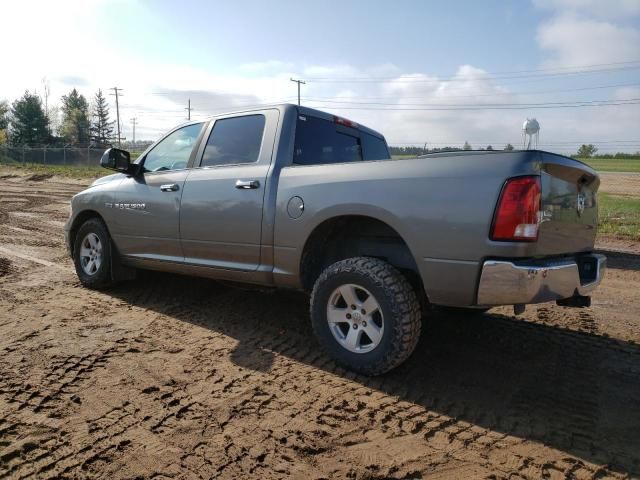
[{"left": 333, "top": 116, "right": 358, "bottom": 128}]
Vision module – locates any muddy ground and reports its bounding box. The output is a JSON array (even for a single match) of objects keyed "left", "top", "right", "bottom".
[{"left": 0, "top": 172, "right": 639, "bottom": 479}]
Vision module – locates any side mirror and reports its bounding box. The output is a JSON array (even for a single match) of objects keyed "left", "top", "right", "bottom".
[{"left": 100, "top": 148, "right": 135, "bottom": 174}]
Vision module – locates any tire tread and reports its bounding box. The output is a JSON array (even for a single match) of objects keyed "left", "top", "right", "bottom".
[{"left": 310, "top": 257, "right": 422, "bottom": 375}]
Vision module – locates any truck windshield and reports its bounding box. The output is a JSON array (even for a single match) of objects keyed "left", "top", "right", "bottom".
[{"left": 293, "top": 115, "right": 389, "bottom": 165}]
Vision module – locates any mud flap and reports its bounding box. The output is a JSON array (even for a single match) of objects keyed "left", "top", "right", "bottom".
[{"left": 110, "top": 241, "right": 136, "bottom": 282}]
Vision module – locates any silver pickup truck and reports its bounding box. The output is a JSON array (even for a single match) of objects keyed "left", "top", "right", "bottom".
[{"left": 65, "top": 103, "right": 605, "bottom": 374}]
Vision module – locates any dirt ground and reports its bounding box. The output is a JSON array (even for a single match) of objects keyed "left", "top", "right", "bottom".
[
  {"left": 598, "top": 172, "right": 640, "bottom": 198},
  {"left": 0, "top": 172, "right": 639, "bottom": 479}
]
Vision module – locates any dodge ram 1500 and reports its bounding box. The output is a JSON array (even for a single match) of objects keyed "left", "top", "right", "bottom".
[{"left": 65, "top": 104, "right": 605, "bottom": 374}]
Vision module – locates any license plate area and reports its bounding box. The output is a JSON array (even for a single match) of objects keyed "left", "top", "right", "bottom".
[{"left": 577, "top": 255, "right": 598, "bottom": 284}]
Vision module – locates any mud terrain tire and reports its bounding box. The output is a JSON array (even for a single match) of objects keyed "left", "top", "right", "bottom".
[
  {"left": 73, "top": 218, "right": 114, "bottom": 289},
  {"left": 310, "top": 257, "right": 422, "bottom": 375}
]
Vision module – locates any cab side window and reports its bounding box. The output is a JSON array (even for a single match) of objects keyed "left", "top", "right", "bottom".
[
  {"left": 200, "top": 115, "right": 266, "bottom": 167},
  {"left": 143, "top": 123, "right": 204, "bottom": 173}
]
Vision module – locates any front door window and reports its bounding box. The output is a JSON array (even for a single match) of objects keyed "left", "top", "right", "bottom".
[{"left": 142, "top": 123, "right": 203, "bottom": 172}]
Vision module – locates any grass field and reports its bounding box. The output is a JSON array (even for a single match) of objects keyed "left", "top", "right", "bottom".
[
  {"left": 0, "top": 161, "right": 105, "bottom": 179},
  {"left": 577, "top": 157, "right": 640, "bottom": 173},
  {"left": 598, "top": 194, "right": 640, "bottom": 240}
]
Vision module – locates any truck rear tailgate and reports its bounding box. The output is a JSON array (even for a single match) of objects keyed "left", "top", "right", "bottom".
[{"left": 536, "top": 152, "right": 599, "bottom": 255}]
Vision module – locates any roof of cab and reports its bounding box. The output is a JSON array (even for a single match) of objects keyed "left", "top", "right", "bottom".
[{"left": 201, "top": 103, "right": 386, "bottom": 140}]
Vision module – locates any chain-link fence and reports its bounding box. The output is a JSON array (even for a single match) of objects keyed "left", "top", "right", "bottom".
[
  {"left": 0, "top": 145, "right": 108, "bottom": 166},
  {"left": 0, "top": 146, "right": 145, "bottom": 167}
]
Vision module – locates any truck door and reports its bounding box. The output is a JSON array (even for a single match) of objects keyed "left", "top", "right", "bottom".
[
  {"left": 179, "top": 109, "right": 279, "bottom": 271},
  {"left": 109, "top": 122, "right": 205, "bottom": 262}
]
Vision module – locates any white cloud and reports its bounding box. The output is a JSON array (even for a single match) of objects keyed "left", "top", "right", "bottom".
[
  {"left": 534, "top": 0, "right": 640, "bottom": 19},
  {"left": 537, "top": 13, "right": 640, "bottom": 66},
  {"left": 1, "top": 1, "right": 637, "bottom": 152}
]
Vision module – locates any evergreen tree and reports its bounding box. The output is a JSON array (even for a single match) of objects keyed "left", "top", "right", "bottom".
[
  {"left": 90, "top": 89, "right": 114, "bottom": 146},
  {"left": 0, "top": 100, "right": 8, "bottom": 145},
  {"left": 486, "top": 145, "right": 493, "bottom": 151},
  {"left": 504, "top": 143, "right": 514, "bottom": 151},
  {"left": 60, "top": 88, "right": 90, "bottom": 144},
  {"left": 9, "top": 91, "right": 49, "bottom": 145}
]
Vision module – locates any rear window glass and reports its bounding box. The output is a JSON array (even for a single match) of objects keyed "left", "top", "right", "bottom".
[
  {"left": 294, "top": 115, "right": 362, "bottom": 165},
  {"left": 201, "top": 114, "right": 265, "bottom": 167},
  {"left": 293, "top": 115, "right": 389, "bottom": 165},
  {"left": 361, "top": 132, "right": 390, "bottom": 161}
]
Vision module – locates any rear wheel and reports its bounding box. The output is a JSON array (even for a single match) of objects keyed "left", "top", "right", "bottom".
[
  {"left": 73, "top": 218, "right": 114, "bottom": 289},
  {"left": 310, "top": 257, "right": 421, "bottom": 376}
]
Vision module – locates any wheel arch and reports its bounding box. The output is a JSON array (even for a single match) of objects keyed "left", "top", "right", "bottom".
[
  {"left": 299, "top": 214, "right": 427, "bottom": 304},
  {"left": 69, "top": 210, "right": 108, "bottom": 252}
]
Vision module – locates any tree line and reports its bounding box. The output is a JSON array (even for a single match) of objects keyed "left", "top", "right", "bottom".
[
  {"left": 389, "top": 142, "right": 513, "bottom": 156},
  {"left": 2, "top": 91, "right": 637, "bottom": 158},
  {"left": 389, "top": 143, "right": 638, "bottom": 158},
  {"left": 0, "top": 89, "right": 114, "bottom": 147}
]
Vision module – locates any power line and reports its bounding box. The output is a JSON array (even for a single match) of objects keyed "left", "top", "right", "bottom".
[
  {"left": 300, "top": 82, "right": 640, "bottom": 101},
  {"left": 300, "top": 97, "right": 639, "bottom": 108},
  {"left": 109, "top": 87, "right": 123, "bottom": 146},
  {"left": 307, "top": 60, "right": 640, "bottom": 80},
  {"left": 305, "top": 66, "right": 640, "bottom": 84},
  {"left": 302, "top": 99, "right": 640, "bottom": 111},
  {"left": 302, "top": 61, "right": 640, "bottom": 83}
]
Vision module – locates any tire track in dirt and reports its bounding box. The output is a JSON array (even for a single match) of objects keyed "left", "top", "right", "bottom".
[
  {"left": 1, "top": 174, "right": 639, "bottom": 479},
  {"left": 0, "top": 257, "right": 12, "bottom": 277},
  {"left": 101, "top": 276, "right": 636, "bottom": 478}
]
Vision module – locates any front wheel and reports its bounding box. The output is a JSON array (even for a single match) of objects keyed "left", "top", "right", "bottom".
[
  {"left": 310, "top": 257, "right": 422, "bottom": 376},
  {"left": 73, "top": 218, "right": 114, "bottom": 289}
]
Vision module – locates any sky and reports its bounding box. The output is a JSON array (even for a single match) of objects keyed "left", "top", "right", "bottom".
[{"left": 1, "top": 0, "right": 639, "bottom": 153}]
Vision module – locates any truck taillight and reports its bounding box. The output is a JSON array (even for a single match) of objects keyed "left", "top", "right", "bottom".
[
  {"left": 333, "top": 115, "right": 358, "bottom": 128},
  {"left": 490, "top": 176, "right": 541, "bottom": 242}
]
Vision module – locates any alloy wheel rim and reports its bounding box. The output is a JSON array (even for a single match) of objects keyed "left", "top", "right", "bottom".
[
  {"left": 326, "top": 283, "right": 384, "bottom": 354},
  {"left": 79, "top": 233, "right": 103, "bottom": 276}
]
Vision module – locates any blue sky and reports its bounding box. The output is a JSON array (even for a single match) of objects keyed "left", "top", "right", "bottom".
[
  {"left": 119, "top": 0, "right": 542, "bottom": 73},
  {"left": 2, "top": 0, "right": 639, "bottom": 152}
]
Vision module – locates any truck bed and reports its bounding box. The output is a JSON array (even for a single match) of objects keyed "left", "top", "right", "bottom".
[{"left": 273, "top": 149, "right": 599, "bottom": 305}]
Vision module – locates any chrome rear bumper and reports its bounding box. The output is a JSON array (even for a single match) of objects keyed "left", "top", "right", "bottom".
[{"left": 477, "top": 254, "right": 606, "bottom": 306}]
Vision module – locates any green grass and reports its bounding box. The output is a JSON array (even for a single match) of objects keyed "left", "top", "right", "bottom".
[
  {"left": 577, "top": 157, "right": 640, "bottom": 173},
  {"left": 0, "top": 160, "right": 105, "bottom": 180},
  {"left": 598, "top": 194, "right": 640, "bottom": 240}
]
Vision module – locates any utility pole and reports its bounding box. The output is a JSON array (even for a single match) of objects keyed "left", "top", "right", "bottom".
[
  {"left": 290, "top": 78, "right": 305, "bottom": 106},
  {"left": 42, "top": 78, "right": 50, "bottom": 138},
  {"left": 110, "top": 87, "right": 123, "bottom": 146},
  {"left": 185, "top": 98, "right": 191, "bottom": 120},
  {"left": 130, "top": 117, "right": 137, "bottom": 145}
]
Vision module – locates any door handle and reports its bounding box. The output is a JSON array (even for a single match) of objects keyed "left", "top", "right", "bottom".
[
  {"left": 235, "top": 179, "right": 260, "bottom": 189},
  {"left": 160, "top": 183, "right": 180, "bottom": 192}
]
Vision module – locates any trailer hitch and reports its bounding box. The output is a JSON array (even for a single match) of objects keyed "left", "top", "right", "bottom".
[{"left": 556, "top": 295, "right": 591, "bottom": 308}]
